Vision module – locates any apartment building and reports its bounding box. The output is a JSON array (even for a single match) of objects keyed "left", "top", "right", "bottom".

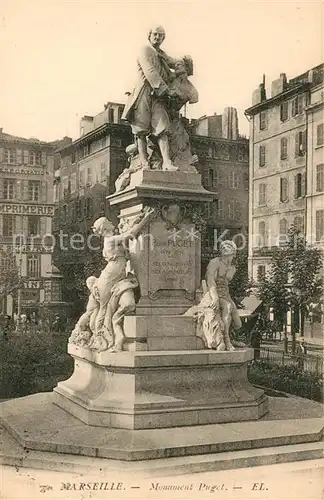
[{"left": 245, "top": 63, "right": 324, "bottom": 282}]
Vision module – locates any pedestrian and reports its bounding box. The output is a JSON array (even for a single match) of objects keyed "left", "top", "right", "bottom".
[{"left": 3, "top": 315, "right": 11, "bottom": 341}]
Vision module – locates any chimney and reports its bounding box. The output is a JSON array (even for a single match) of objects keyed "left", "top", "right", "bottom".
[
  {"left": 222, "top": 107, "right": 239, "bottom": 140},
  {"left": 80, "top": 116, "right": 93, "bottom": 136},
  {"left": 252, "top": 82, "right": 267, "bottom": 105},
  {"left": 271, "top": 73, "right": 287, "bottom": 97}
]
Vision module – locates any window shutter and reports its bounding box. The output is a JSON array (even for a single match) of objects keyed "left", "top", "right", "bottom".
[
  {"left": 280, "top": 178, "right": 283, "bottom": 201},
  {"left": 298, "top": 95, "right": 303, "bottom": 114},
  {"left": 301, "top": 172, "right": 306, "bottom": 197},
  {"left": 301, "top": 130, "right": 307, "bottom": 153},
  {"left": 23, "top": 150, "right": 29, "bottom": 164},
  {"left": 294, "top": 174, "right": 299, "bottom": 198},
  {"left": 41, "top": 152, "right": 47, "bottom": 166},
  {"left": 16, "top": 149, "right": 22, "bottom": 164},
  {"left": 295, "top": 133, "right": 300, "bottom": 156}
]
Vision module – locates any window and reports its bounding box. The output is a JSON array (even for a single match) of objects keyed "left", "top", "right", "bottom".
[
  {"left": 62, "top": 176, "right": 69, "bottom": 194},
  {"left": 28, "top": 216, "right": 40, "bottom": 236},
  {"left": 279, "top": 218, "right": 288, "bottom": 246},
  {"left": 280, "top": 178, "right": 289, "bottom": 202},
  {"left": 294, "top": 172, "right": 306, "bottom": 198},
  {"left": 51, "top": 282, "right": 61, "bottom": 301},
  {"left": 258, "top": 183, "right": 267, "bottom": 206},
  {"left": 316, "top": 164, "right": 324, "bottom": 192},
  {"left": 87, "top": 167, "right": 92, "bottom": 185},
  {"left": 258, "top": 221, "right": 267, "bottom": 247},
  {"left": 316, "top": 210, "right": 324, "bottom": 241},
  {"left": 29, "top": 151, "right": 39, "bottom": 165},
  {"left": 243, "top": 172, "right": 249, "bottom": 190},
  {"left": 118, "top": 106, "right": 124, "bottom": 123},
  {"left": 295, "top": 173, "right": 302, "bottom": 198},
  {"left": 218, "top": 199, "right": 224, "bottom": 219},
  {"left": 280, "top": 137, "right": 288, "bottom": 160},
  {"left": 205, "top": 202, "right": 213, "bottom": 218},
  {"left": 234, "top": 201, "right": 241, "bottom": 221},
  {"left": 259, "top": 110, "right": 268, "bottom": 130},
  {"left": 257, "top": 265, "right": 266, "bottom": 280},
  {"left": 84, "top": 198, "right": 92, "bottom": 218},
  {"left": 99, "top": 193, "right": 106, "bottom": 214},
  {"left": 3, "top": 179, "right": 15, "bottom": 200},
  {"left": 100, "top": 162, "right": 107, "bottom": 181},
  {"left": 71, "top": 151, "right": 76, "bottom": 163},
  {"left": 317, "top": 124, "right": 324, "bottom": 146},
  {"left": 79, "top": 167, "right": 85, "bottom": 187},
  {"left": 75, "top": 199, "right": 82, "bottom": 220},
  {"left": 292, "top": 95, "right": 303, "bottom": 116},
  {"left": 108, "top": 108, "right": 115, "bottom": 123},
  {"left": 3, "top": 215, "right": 15, "bottom": 236},
  {"left": 228, "top": 171, "right": 239, "bottom": 189},
  {"left": 295, "top": 130, "right": 306, "bottom": 156},
  {"left": 208, "top": 169, "right": 214, "bottom": 188},
  {"left": 280, "top": 101, "right": 289, "bottom": 122},
  {"left": 28, "top": 180, "right": 40, "bottom": 201},
  {"left": 228, "top": 200, "right": 235, "bottom": 219},
  {"left": 61, "top": 205, "right": 67, "bottom": 223},
  {"left": 3, "top": 149, "right": 16, "bottom": 164},
  {"left": 294, "top": 215, "right": 304, "bottom": 233},
  {"left": 27, "top": 255, "right": 40, "bottom": 278},
  {"left": 70, "top": 173, "right": 77, "bottom": 193},
  {"left": 259, "top": 145, "right": 266, "bottom": 167}
]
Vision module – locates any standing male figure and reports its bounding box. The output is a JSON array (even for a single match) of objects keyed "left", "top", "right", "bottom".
[{"left": 122, "top": 25, "right": 180, "bottom": 171}]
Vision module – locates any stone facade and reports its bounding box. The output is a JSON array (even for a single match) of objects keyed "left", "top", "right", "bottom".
[
  {"left": 0, "top": 129, "right": 70, "bottom": 315},
  {"left": 245, "top": 63, "right": 324, "bottom": 282}
]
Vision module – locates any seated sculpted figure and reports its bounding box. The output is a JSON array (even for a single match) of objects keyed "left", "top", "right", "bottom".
[
  {"left": 84, "top": 207, "right": 154, "bottom": 352},
  {"left": 185, "top": 240, "right": 242, "bottom": 351}
]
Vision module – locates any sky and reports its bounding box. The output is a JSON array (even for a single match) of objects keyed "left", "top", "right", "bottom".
[{"left": 0, "top": 0, "right": 323, "bottom": 142}]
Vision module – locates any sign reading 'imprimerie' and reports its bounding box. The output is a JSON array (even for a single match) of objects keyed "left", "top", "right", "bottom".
[{"left": 0, "top": 204, "right": 54, "bottom": 216}]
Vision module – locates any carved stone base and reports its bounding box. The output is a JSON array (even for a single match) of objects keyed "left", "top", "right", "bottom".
[
  {"left": 123, "top": 315, "right": 204, "bottom": 351},
  {"left": 53, "top": 346, "right": 268, "bottom": 429}
]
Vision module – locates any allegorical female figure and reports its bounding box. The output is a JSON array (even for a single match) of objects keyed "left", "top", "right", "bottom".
[
  {"left": 185, "top": 240, "right": 242, "bottom": 351},
  {"left": 69, "top": 207, "right": 154, "bottom": 352}
]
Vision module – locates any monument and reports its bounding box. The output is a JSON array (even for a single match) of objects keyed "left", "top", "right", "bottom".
[
  {"left": 51, "top": 24, "right": 268, "bottom": 430},
  {"left": 1, "top": 25, "right": 322, "bottom": 475}
]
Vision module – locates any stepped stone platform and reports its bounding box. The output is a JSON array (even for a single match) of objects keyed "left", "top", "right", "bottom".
[{"left": 0, "top": 393, "right": 323, "bottom": 476}]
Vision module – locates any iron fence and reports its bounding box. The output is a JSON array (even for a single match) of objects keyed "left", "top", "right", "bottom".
[{"left": 260, "top": 347, "right": 323, "bottom": 375}]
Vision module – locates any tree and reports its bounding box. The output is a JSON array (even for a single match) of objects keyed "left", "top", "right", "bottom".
[
  {"left": 229, "top": 246, "right": 251, "bottom": 307},
  {"left": 0, "top": 249, "right": 20, "bottom": 312},
  {"left": 257, "top": 226, "right": 323, "bottom": 351}
]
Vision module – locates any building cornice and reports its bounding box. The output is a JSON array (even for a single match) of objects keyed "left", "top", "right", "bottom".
[
  {"left": 245, "top": 82, "right": 311, "bottom": 116},
  {"left": 305, "top": 100, "right": 324, "bottom": 113},
  {"left": 56, "top": 123, "right": 131, "bottom": 155}
]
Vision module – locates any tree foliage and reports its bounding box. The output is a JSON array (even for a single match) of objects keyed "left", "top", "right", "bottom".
[
  {"left": 230, "top": 246, "right": 251, "bottom": 306},
  {"left": 257, "top": 226, "right": 323, "bottom": 322},
  {"left": 0, "top": 248, "right": 20, "bottom": 299}
]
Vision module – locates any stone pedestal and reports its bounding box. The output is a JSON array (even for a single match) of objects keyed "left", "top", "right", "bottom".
[
  {"left": 52, "top": 169, "right": 268, "bottom": 432},
  {"left": 110, "top": 170, "right": 213, "bottom": 317},
  {"left": 54, "top": 345, "right": 268, "bottom": 429}
]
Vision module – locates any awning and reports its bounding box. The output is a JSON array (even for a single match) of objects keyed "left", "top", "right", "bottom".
[{"left": 238, "top": 294, "right": 262, "bottom": 317}]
